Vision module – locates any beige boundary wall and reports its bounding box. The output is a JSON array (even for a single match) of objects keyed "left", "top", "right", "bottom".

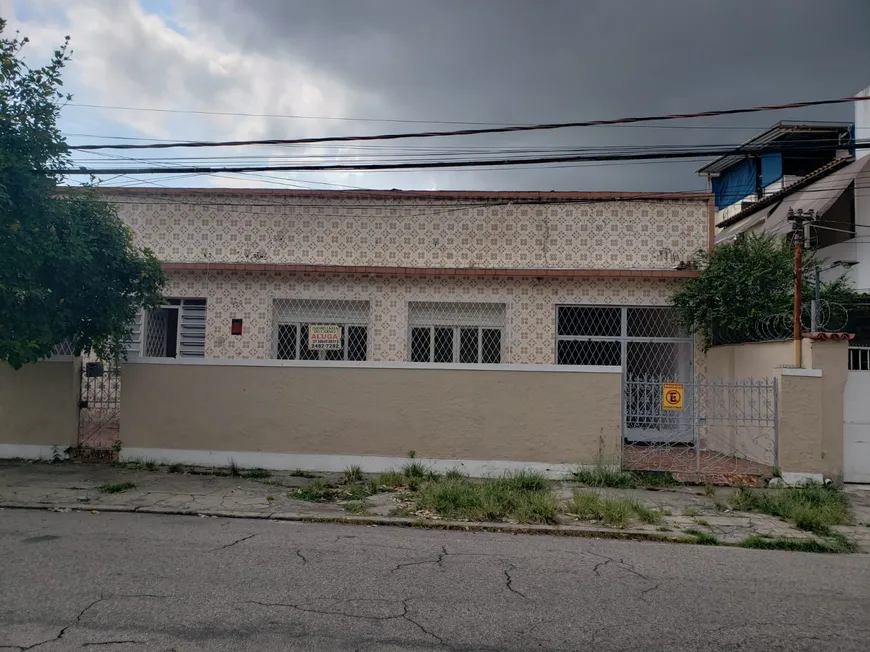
[
  {"left": 119, "top": 359, "right": 622, "bottom": 477},
  {"left": 0, "top": 358, "right": 80, "bottom": 459},
  {"left": 706, "top": 339, "right": 848, "bottom": 478}
]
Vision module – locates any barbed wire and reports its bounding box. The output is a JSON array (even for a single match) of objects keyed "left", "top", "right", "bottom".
[{"left": 710, "top": 300, "right": 850, "bottom": 345}]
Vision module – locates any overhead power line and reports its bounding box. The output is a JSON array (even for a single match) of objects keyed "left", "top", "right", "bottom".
[
  {"left": 52, "top": 141, "right": 870, "bottom": 176},
  {"left": 68, "top": 96, "right": 870, "bottom": 152}
]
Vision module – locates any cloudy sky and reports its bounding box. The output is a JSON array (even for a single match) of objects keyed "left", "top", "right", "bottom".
[{"left": 3, "top": 0, "right": 869, "bottom": 192}]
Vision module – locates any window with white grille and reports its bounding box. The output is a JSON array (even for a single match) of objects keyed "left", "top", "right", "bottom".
[
  {"left": 139, "top": 298, "right": 207, "bottom": 359},
  {"left": 272, "top": 299, "right": 369, "bottom": 361},
  {"left": 407, "top": 302, "right": 506, "bottom": 364},
  {"left": 555, "top": 305, "right": 692, "bottom": 377}
]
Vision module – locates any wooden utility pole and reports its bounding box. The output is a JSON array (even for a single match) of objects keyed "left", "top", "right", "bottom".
[{"left": 787, "top": 208, "right": 814, "bottom": 368}]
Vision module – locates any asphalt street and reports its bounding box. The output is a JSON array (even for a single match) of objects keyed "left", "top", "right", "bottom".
[{"left": 1, "top": 510, "right": 868, "bottom": 651}]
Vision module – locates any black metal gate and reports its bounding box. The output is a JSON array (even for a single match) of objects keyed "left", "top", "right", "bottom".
[{"left": 77, "top": 360, "right": 121, "bottom": 453}]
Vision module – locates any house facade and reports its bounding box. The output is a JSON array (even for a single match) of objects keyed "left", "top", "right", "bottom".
[{"left": 110, "top": 188, "right": 711, "bottom": 378}]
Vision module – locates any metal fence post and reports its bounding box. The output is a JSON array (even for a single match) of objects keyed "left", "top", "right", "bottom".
[{"left": 773, "top": 376, "right": 779, "bottom": 469}]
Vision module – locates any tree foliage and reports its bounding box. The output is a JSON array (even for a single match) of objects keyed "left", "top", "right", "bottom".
[
  {"left": 0, "top": 21, "right": 165, "bottom": 369},
  {"left": 673, "top": 233, "right": 857, "bottom": 350}
]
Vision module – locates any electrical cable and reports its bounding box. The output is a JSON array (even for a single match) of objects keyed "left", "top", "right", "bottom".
[{"left": 67, "top": 96, "right": 870, "bottom": 152}]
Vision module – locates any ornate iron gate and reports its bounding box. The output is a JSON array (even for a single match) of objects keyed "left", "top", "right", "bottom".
[
  {"left": 78, "top": 359, "right": 121, "bottom": 451},
  {"left": 623, "top": 376, "right": 778, "bottom": 477}
]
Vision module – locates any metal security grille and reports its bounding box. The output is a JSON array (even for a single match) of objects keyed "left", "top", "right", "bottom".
[
  {"left": 141, "top": 299, "right": 207, "bottom": 358},
  {"left": 623, "top": 377, "right": 778, "bottom": 477},
  {"left": 407, "top": 302, "right": 506, "bottom": 363},
  {"left": 78, "top": 358, "right": 121, "bottom": 451},
  {"left": 556, "top": 306, "right": 693, "bottom": 377},
  {"left": 272, "top": 299, "right": 369, "bottom": 361}
]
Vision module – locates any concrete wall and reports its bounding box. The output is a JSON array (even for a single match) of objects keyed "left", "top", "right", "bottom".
[
  {"left": 119, "top": 360, "right": 622, "bottom": 475},
  {"left": 705, "top": 340, "right": 792, "bottom": 381},
  {"left": 706, "top": 339, "right": 848, "bottom": 477},
  {"left": 0, "top": 359, "right": 80, "bottom": 457}
]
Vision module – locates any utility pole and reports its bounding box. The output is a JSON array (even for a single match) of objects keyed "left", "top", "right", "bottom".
[{"left": 787, "top": 208, "right": 814, "bottom": 367}]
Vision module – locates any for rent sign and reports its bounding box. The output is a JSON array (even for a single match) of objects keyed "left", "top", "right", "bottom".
[{"left": 308, "top": 324, "right": 342, "bottom": 350}]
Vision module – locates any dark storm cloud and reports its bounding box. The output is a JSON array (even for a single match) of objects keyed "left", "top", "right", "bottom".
[{"left": 193, "top": 0, "right": 870, "bottom": 191}]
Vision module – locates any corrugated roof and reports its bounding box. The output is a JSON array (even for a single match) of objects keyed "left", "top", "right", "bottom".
[{"left": 696, "top": 121, "right": 853, "bottom": 176}]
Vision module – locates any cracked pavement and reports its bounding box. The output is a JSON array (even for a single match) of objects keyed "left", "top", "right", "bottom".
[{"left": 2, "top": 510, "right": 869, "bottom": 651}]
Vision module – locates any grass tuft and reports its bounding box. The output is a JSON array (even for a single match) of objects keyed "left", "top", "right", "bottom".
[
  {"left": 291, "top": 479, "right": 334, "bottom": 502},
  {"left": 376, "top": 470, "right": 406, "bottom": 489},
  {"left": 631, "top": 470, "right": 680, "bottom": 487},
  {"left": 728, "top": 483, "right": 850, "bottom": 535},
  {"left": 567, "top": 490, "right": 662, "bottom": 528},
  {"left": 444, "top": 467, "right": 465, "bottom": 480},
  {"left": 401, "top": 461, "right": 427, "bottom": 479},
  {"left": 144, "top": 460, "right": 157, "bottom": 472},
  {"left": 683, "top": 507, "right": 700, "bottom": 517},
  {"left": 241, "top": 468, "right": 272, "bottom": 480},
  {"left": 168, "top": 463, "right": 184, "bottom": 474},
  {"left": 739, "top": 533, "right": 855, "bottom": 554},
  {"left": 414, "top": 471, "right": 556, "bottom": 524},
  {"left": 289, "top": 469, "right": 320, "bottom": 479},
  {"left": 344, "top": 501, "right": 372, "bottom": 516},
  {"left": 684, "top": 528, "right": 720, "bottom": 545},
  {"left": 341, "top": 465, "right": 364, "bottom": 484},
  {"left": 571, "top": 464, "right": 636, "bottom": 488},
  {"left": 97, "top": 482, "right": 136, "bottom": 494},
  {"left": 228, "top": 459, "right": 241, "bottom": 477}
]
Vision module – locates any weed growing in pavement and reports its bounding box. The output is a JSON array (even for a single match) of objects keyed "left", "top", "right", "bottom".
[
  {"left": 289, "top": 469, "right": 320, "bottom": 479},
  {"left": 568, "top": 491, "right": 663, "bottom": 528},
  {"left": 241, "top": 468, "right": 272, "bottom": 480},
  {"left": 415, "top": 470, "right": 557, "bottom": 524},
  {"left": 168, "top": 463, "right": 184, "bottom": 474},
  {"left": 444, "top": 467, "right": 465, "bottom": 480},
  {"left": 401, "top": 460, "right": 427, "bottom": 479},
  {"left": 703, "top": 484, "right": 716, "bottom": 498},
  {"left": 694, "top": 519, "right": 711, "bottom": 528},
  {"left": 375, "top": 471, "right": 406, "bottom": 489},
  {"left": 728, "top": 483, "right": 850, "bottom": 535},
  {"left": 291, "top": 479, "right": 335, "bottom": 502},
  {"left": 344, "top": 501, "right": 373, "bottom": 516},
  {"left": 714, "top": 501, "right": 728, "bottom": 512},
  {"left": 656, "top": 526, "right": 672, "bottom": 532},
  {"left": 684, "top": 528, "right": 720, "bottom": 545},
  {"left": 97, "top": 482, "right": 136, "bottom": 494},
  {"left": 341, "top": 465, "right": 364, "bottom": 484},
  {"left": 143, "top": 459, "right": 157, "bottom": 472},
  {"left": 571, "top": 461, "right": 636, "bottom": 488},
  {"left": 228, "top": 459, "right": 241, "bottom": 477},
  {"left": 739, "top": 533, "right": 856, "bottom": 554}
]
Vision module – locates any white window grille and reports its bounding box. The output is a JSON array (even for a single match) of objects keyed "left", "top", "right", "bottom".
[
  {"left": 140, "top": 298, "right": 207, "bottom": 358},
  {"left": 272, "top": 299, "right": 369, "bottom": 361},
  {"left": 407, "top": 301, "right": 506, "bottom": 364},
  {"left": 556, "top": 306, "right": 693, "bottom": 379}
]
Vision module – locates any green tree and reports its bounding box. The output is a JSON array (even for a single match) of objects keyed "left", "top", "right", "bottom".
[
  {"left": 0, "top": 21, "right": 165, "bottom": 369},
  {"left": 673, "top": 233, "right": 857, "bottom": 350}
]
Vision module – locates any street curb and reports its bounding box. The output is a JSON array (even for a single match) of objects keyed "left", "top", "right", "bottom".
[{"left": 0, "top": 500, "right": 694, "bottom": 544}]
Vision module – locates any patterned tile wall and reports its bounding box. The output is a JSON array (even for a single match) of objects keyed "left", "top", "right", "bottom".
[
  {"left": 165, "top": 270, "right": 680, "bottom": 364},
  {"left": 116, "top": 192, "right": 709, "bottom": 270}
]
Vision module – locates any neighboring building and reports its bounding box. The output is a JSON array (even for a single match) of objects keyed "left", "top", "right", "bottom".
[
  {"left": 706, "top": 90, "right": 870, "bottom": 296},
  {"left": 698, "top": 120, "right": 854, "bottom": 226},
  {"left": 102, "top": 188, "right": 711, "bottom": 381}
]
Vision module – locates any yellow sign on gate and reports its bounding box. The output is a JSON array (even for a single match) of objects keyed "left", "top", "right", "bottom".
[{"left": 662, "top": 383, "right": 684, "bottom": 411}]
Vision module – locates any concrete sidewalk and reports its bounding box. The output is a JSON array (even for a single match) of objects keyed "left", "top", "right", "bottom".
[{"left": 1, "top": 461, "right": 868, "bottom": 551}]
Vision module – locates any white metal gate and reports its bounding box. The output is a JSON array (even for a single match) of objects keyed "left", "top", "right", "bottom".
[
  {"left": 624, "top": 377, "right": 778, "bottom": 476},
  {"left": 845, "top": 346, "right": 870, "bottom": 483}
]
